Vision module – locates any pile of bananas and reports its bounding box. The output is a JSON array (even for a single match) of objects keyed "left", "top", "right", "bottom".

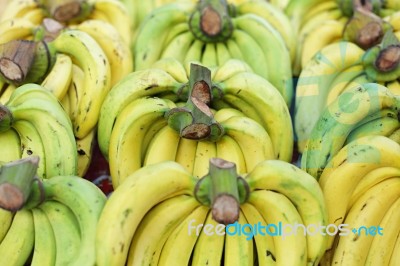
[{"left": 0, "top": 0, "right": 400, "bottom": 265}]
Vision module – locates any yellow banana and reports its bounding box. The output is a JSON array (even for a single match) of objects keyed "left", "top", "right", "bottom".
[
  {"left": 76, "top": 127, "right": 96, "bottom": 177},
  {"left": 0, "top": 208, "right": 13, "bottom": 243},
  {"left": 0, "top": 128, "right": 21, "bottom": 163},
  {"left": 192, "top": 140, "right": 217, "bottom": 178},
  {"left": 216, "top": 134, "right": 247, "bottom": 175}
]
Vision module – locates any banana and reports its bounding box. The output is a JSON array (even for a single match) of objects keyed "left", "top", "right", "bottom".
[
  {"left": 0, "top": 208, "right": 13, "bottom": 243},
  {"left": 331, "top": 177, "right": 400, "bottom": 265},
  {"left": 60, "top": 88, "right": 72, "bottom": 116},
  {"left": 0, "top": 83, "right": 15, "bottom": 104},
  {"left": 200, "top": 42, "right": 218, "bottom": 68},
  {"left": 12, "top": 120, "right": 46, "bottom": 179},
  {"left": 48, "top": 28, "right": 112, "bottom": 139},
  {"left": 0, "top": 209, "right": 34, "bottom": 266},
  {"left": 223, "top": 209, "right": 254, "bottom": 266},
  {"left": 211, "top": 58, "right": 253, "bottom": 83},
  {"left": 71, "top": 19, "right": 133, "bottom": 87},
  {"left": 389, "top": 127, "right": 400, "bottom": 142},
  {"left": 213, "top": 106, "right": 246, "bottom": 122},
  {"left": 30, "top": 207, "right": 57, "bottom": 266},
  {"left": 365, "top": 196, "right": 400, "bottom": 266},
  {"left": 108, "top": 97, "right": 174, "bottom": 187},
  {"left": 230, "top": 28, "right": 269, "bottom": 80},
  {"left": 247, "top": 160, "right": 328, "bottom": 265},
  {"left": 97, "top": 68, "right": 181, "bottom": 159},
  {"left": 349, "top": 166, "right": 400, "bottom": 208},
  {"left": 249, "top": 190, "right": 307, "bottom": 266},
  {"left": 183, "top": 39, "right": 205, "bottom": 68},
  {"left": 175, "top": 136, "right": 198, "bottom": 173},
  {"left": 295, "top": 41, "right": 365, "bottom": 153},
  {"left": 301, "top": 18, "right": 347, "bottom": 69},
  {"left": 345, "top": 110, "right": 400, "bottom": 144},
  {"left": 151, "top": 56, "right": 189, "bottom": 84},
  {"left": 389, "top": 229, "right": 400, "bottom": 266},
  {"left": 96, "top": 161, "right": 196, "bottom": 266},
  {"left": 158, "top": 205, "right": 209, "bottom": 266},
  {"left": 0, "top": 128, "right": 21, "bottom": 163},
  {"left": 76, "top": 127, "right": 96, "bottom": 177},
  {"left": 236, "top": 0, "right": 297, "bottom": 63},
  {"left": 191, "top": 208, "right": 225, "bottom": 265},
  {"left": 214, "top": 70, "right": 294, "bottom": 162},
  {"left": 233, "top": 14, "right": 293, "bottom": 106},
  {"left": 86, "top": 0, "right": 132, "bottom": 45},
  {"left": 325, "top": 64, "right": 367, "bottom": 106},
  {"left": 8, "top": 94, "right": 78, "bottom": 178},
  {"left": 0, "top": 0, "right": 40, "bottom": 22},
  {"left": 143, "top": 125, "right": 181, "bottom": 166},
  {"left": 226, "top": 38, "right": 245, "bottom": 60},
  {"left": 133, "top": 3, "right": 192, "bottom": 70},
  {"left": 216, "top": 134, "right": 247, "bottom": 175},
  {"left": 65, "top": 63, "right": 85, "bottom": 123},
  {"left": 192, "top": 140, "right": 217, "bottom": 178},
  {"left": 215, "top": 41, "right": 232, "bottom": 66},
  {"left": 240, "top": 202, "right": 277, "bottom": 265},
  {"left": 301, "top": 83, "right": 400, "bottom": 179},
  {"left": 38, "top": 200, "right": 81, "bottom": 266},
  {"left": 223, "top": 115, "right": 275, "bottom": 172},
  {"left": 161, "top": 30, "right": 195, "bottom": 64},
  {"left": 40, "top": 53, "right": 73, "bottom": 100},
  {"left": 300, "top": 0, "right": 339, "bottom": 28},
  {"left": 319, "top": 135, "right": 400, "bottom": 248},
  {"left": 0, "top": 17, "right": 36, "bottom": 44},
  {"left": 41, "top": 175, "right": 107, "bottom": 266},
  {"left": 386, "top": 78, "right": 400, "bottom": 95}
]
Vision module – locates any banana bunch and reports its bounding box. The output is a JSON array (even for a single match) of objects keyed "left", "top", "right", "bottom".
[
  {"left": 0, "top": 0, "right": 131, "bottom": 45},
  {"left": 0, "top": 157, "right": 107, "bottom": 266},
  {"left": 132, "top": 0, "right": 295, "bottom": 106},
  {"left": 0, "top": 83, "right": 78, "bottom": 179},
  {"left": 317, "top": 135, "right": 400, "bottom": 265},
  {"left": 300, "top": 82, "right": 400, "bottom": 180},
  {"left": 95, "top": 157, "right": 328, "bottom": 266},
  {"left": 98, "top": 58, "right": 293, "bottom": 188},
  {"left": 295, "top": 34, "right": 400, "bottom": 153}
]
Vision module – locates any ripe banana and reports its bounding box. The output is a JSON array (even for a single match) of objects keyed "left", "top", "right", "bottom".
[
  {"left": 0, "top": 17, "right": 37, "bottom": 44},
  {"left": 175, "top": 137, "right": 198, "bottom": 173},
  {"left": 0, "top": 128, "right": 21, "bottom": 163},
  {"left": 30, "top": 207, "right": 57, "bottom": 266},
  {"left": 156, "top": 205, "right": 209, "bottom": 266},
  {"left": 389, "top": 229, "right": 400, "bottom": 266},
  {"left": 0, "top": 209, "right": 34, "bottom": 266},
  {"left": 0, "top": 0, "right": 40, "bottom": 22},
  {"left": 0, "top": 208, "right": 13, "bottom": 243},
  {"left": 249, "top": 189, "right": 307, "bottom": 266},
  {"left": 215, "top": 134, "right": 247, "bottom": 175},
  {"left": 95, "top": 162, "right": 196, "bottom": 266},
  {"left": 192, "top": 140, "right": 217, "bottom": 179},
  {"left": 76, "top": 127, "right": 96, "bottom": 177},
  {"left": 161, "top": 30, "right": 195, "bottom": 65}
]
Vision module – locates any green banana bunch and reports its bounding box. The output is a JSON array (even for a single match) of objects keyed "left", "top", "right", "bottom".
[
  {"left": 295, "top": 35, "right": 400, "bottom": 153},
  {"left": 132, "top": 0, "right": 294, "bottom": 106},
  {"left": 0, "top": 83, "right": 78, "bottom": 179},
  {"left": 98, "top": 58, "right": 293, "bottom": 187},
  {"left": 95, "top": 157, "right": 327, "bottom": 266},
  {"left": 301, "top": 82, "right": 400, "bottom": 180},
  {"left": 317, "top": 135, "right": 400, "bottom": 265}
]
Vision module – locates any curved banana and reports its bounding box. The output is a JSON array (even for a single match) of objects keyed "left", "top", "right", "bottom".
[
  {"left": 76, "top": 127, "right": 96, "bottom": 177},
  {"left": 41, "top": 53, "right": 73, "bottom": 100},
  {"left": 0, "top": 17, "right": 37, "bottom": 44},
  {"left": 38, "top": 200, "right": 81, "bottom": 266},
  {"left": 190, "top": 209, "right": 225, "bottom": 265},
  {"left": 223, "top": 209, "right": 254, "bottom": 266},
  {"left": 331, "top": 177, "right": 400, "bottom": 265},
  {"left": 0, "top": 83, "right": 16, "bottom": 104},
  {"left": 249, "top": 190, "right": 307, "bottom": 266},
  {"left": 157, "top": 205, "right": 209, "bottom": 266},
  {"left": 0, "top": 128, "right": 21, "bottom": 163},
  {"left": 365, "top": 196, "right": 400, "bottom": 265},
  {"left": 247, "top": 160, "right": 328, "bottom": 265},
  {"left": 95, "top": 162, "right": 196, "bottom": 266},
  {"left": 215, "top": 41, "right": 232, "bottom": 66},
  {"left": 215, "top": 134, "right": 247, "bottom": 175},
  {"left": 161, "top": 29, "right": 195, "bottom": 64},
  {"left": 0, "top": 208, "right": 13, "bottom": 243},
  {"left": 42, "top": 175, "right": 107, "bottom": 266},
  {"left": 389, "top": 229, "right": 400, "bottom": 266},
  {"left": 143, "top": 125, "right": 181, "bottom": 166},
  {"left": 0, "top": 0, "right": 40, "bottom": 22},
  {"left": 65, "top": 63, "right": 84, "bottom": 123},
  {"left": 0, "top": 209, "right": 34, "bottom": 266},
  {"left": 151, "top": 56, "right": 189, "bottom": 84},
  {"left": 48, "top": 28, "right": 112, "bottom": 139},
  {"left": 200, "top": 42, "right": 218, "bottom": 68},
  {"left": 184, "top": 39, "right": 205, "bottom": 68},
  {"left": 240, "top": 202, "right": 277, "bottom": 265},
  {"left": 175, "top": 137, "right": 198, "bottom": 174},
  {"left": 192, "top": 140, "right": 217, "bottom": 179},
  {"left": 211, "top": 58, "right": 253, "bottom": 83},
  {"left": 30, "top": 207, "right": 57, "bottom": 266},
  {"left": 71, "top": 19, "right": 133, "bottom": 87}
]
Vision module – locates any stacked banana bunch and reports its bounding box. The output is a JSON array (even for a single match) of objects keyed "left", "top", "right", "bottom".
[
  {"left": 95, "top": 158, "right": 328, "bottom": 266},
  {"left": 318, "top": 135, "right": 400, "bottom": 265},
  {"left": 0, "top": 157, "right": 106, "bottom": 266},
  {"left": 0, "top": 0, "right": 133, "bottom": 176},
  {"left": 98, "top": 58, "right": 293, "bottom": 188}
]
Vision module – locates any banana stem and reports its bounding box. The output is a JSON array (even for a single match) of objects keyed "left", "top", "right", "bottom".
[
  {"left": 375, "top": 29, "right": 400, "bottom": 72},
  {"left": 0, "top": 40, "right": 37, "bottom": 84},
  {"left": 343, "top": 7, "right": 384, "bottom": 49},
  {"left": 0, "top": 157, "right": 40, "bottom": 211},
  {"left": 35, "top": 18, "right": 65, "bottom": 42},
  {"left": 189, "top": 0, "right": 233, "bottom": 42},
  {"left": 0, "top": 105, "right": 13, "bottom": 133},
  {"left": 43, "top": 0, "right": 92, "bottom": 23},
  {"left": 194, "top": 158, "right": 250, "bottom": 225},
  {"left": 166, "top": 63, "right": 224, "bottom": 141}
]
